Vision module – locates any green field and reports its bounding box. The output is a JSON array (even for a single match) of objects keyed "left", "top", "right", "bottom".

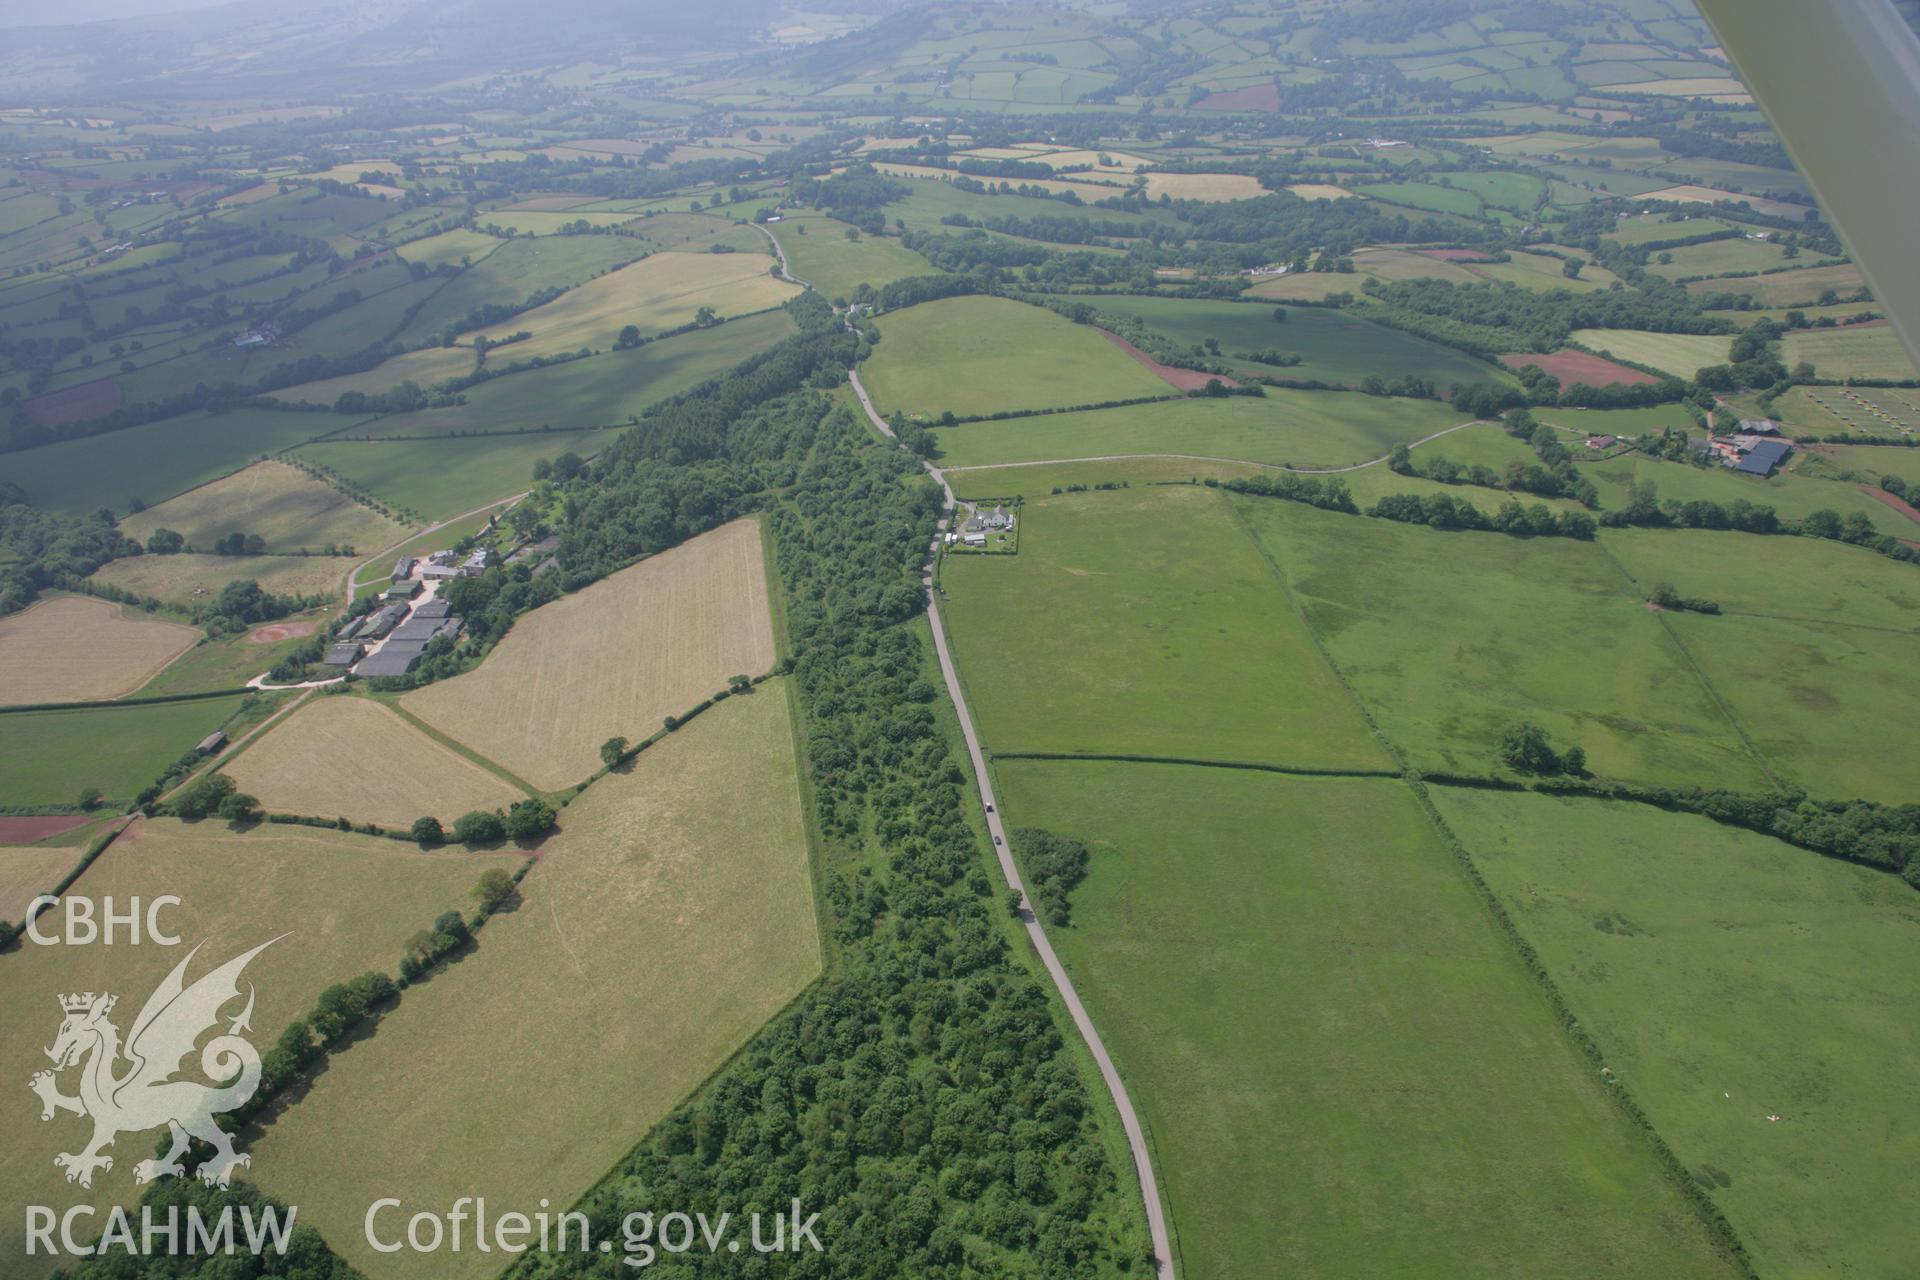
[
  {"left": 1433, "top": 787, "right": 1920, "bottom": 1279},
  {"left": 862, "top": 295, "right": 1172, "bottom": 418},
  {"left": 993, "top": 761, "right": 1741, "bottom": 1280},
  {"left": 942, "top": 485, "right": 1388, "bottom": 769},
  {"left": 1234, "top": 497, "right": 1771, "bottom": 789},
  {"left": 949, "top": 456, "right": 1268, "bottom": 498},
  {"left": 1579, "top": 451, "right": 1918, "bottom": 540},
  {"left": 1783, "top": 325, "right": 1920, "bottom": 381},
  {"left": 1643, "top": 236, "right": 1799, "bottom": 279},
  {"left": 1571, "top": 329, "right": 1732, "bottom": 377},
  {"left": 0, "top": 694, "right": 248, "bottom": 807},
  {"left": 1605, "top": 527, "right": 1920, "bottom": 632},
  {"left": 119, "top": 459, "right": 410, "bottom": 553},
  {"left": 346, "top": 309, "right": 795, "bottom": 437},
  {"left": 766, "top": 215, "right": 932, "bottom": 300},
  {"left": 9, "top": 408, "right": 360, "bottom": 516},
  {"left": 1355, "top": 180, "right": 1485, "bottom": 216},
  {"left": 390, "top": 235, "right": 652, "bottom": 347},
  {"left": 936, "top": 387, "right": 1468, "bottom": 471},
  {"left": 252, "top": 686, "right": 819, "bottom": 1280},
  {"left": 292, "top": 427, "right": 610, "bottom": 520},
  {"left": 1085, "top": 294, "right": 1509, "bottom": 389},
  {"left": 1686, "top": 263, "right": 1868, "bottom": 308},
  {"left": 1, "top": 817, "right": 514, "bottom": 1275},
  {"left": 1795, "top": 441, "right": 1920, "bottom": 490}
]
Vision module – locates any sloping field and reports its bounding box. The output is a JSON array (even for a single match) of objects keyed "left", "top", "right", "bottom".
[
  {"left": 1435, "top": 788, "right": 1920, "bottom": 1279},
  {"left": 942, "top": 486, "right": 1387, "bottom": 769},
  {"left": 995, "top": 762, "right": 1741, "bottom": 1280},
  {"left": 1572, "top": 329, "right": 1731, "bottom": 378},
  {"left": 1783, "top": 324, "right": 1920, "bottom": 382},
  {"left": 120, "top": 459, "right": 411, "bottom": 553},
  {"left": 0, "top": 840, "right": 95, "bottom": 921},
  {"left": 0, "top": 596, "right": 199, "bottom": 704},
  {"left": 90, "top": 550, "right": 357, "bottom": 607},
  {"left": 1501, "top": 348, "right": 1659, "bottom": 387},
  {"left": 1, "top": 817, "right": 512, "bottom": 1274},
  {"left": 252, "top": 687, "right": 818, "bottom": 1280},
  {"left": 936, "top": 388, "right": 1464, "bottom": 471},
  {"left": 766, "top": 215, "right": 930, "bottom": 299},
  {"left": 1686, "top": 263, "right": 1866, "bottom": 308},
  {"left": 223, "top": 695, "right": 527, "bottom": 826},
  {"left": 468, "top": 249, "right": 799, "bottom": 360},
  {"left": 290, "top": 427, "right": 607, "bottom": 522},
  {"left": 403, "top": 518, "right": 776, "bottom": 788},
  {"left": 1235, "top": 497, "right": 1771, "bottom": 790},
  {"left": 861, "top": 295, "right": 1171, "bottom": 419},
  {"left": 0, "top": 696, "right": 247, "bottom": 809},
  {"left": 270, "top": 345, "right": 479, "bottom": 405}
]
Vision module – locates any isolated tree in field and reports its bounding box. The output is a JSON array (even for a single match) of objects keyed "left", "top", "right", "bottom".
[
  {"left": 694, "top": 305, "right": 717, "bottom": 327},
  {"left": 474, "top": 867, "right": 517, "bottom": 912},
  {"left": 75, "top": 786, "right": 102, "bottom": 810},
  {"left": 411, "top": 816, "right": 444, "bottom": 845},
  {"left": 728, "top": 674, "right": 752, "bottom": 693},
  {"left": 505, "top": 797, "right": 556, "bottom": 841},
  {"left": 173, "top": 773, "right": 235, "bottom": 819},
  {"left": 146, "top": 528, "right": 183, "bottom": 554},
  {"left": 216, "top": 791, "right": 261, "bottom": 823},
  {"left": 599, "top": 736, "right": 629, "bottom": 767},
  {"left": 1271, "top": 306, "right": 1288, "bottom": 324},
  {"left": 1561, "top": 746, "right": 1587, "bottom": 776},
  {"left": 615, "top": 324, "right": 641, "bottom": 349},
  {"left": 1499, "top": 722, "right": 1562, "bottom": 775},
  {"left": 451, "top": 809, "right": 505, "bottom": 844}
]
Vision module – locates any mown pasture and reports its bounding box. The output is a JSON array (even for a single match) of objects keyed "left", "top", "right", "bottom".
[
  {"left": 993, "top": 761, "right": 1743, "bottom": 1280},
  {"left": 389, "top": 235, "right": 652, "bottom": 348},
  {"left": 223, "top": 695, "right": 528, "bottom": 826},
  {"left": 351, "top": 310, "right": 794, "bottom": 437},
  {"left": 1234, "top": 497, "right": 1771, "bottom": 789},
  {"left": 1570, "top": 329, "right": 1730, "bottom": 377},
  {"left": 270, "top": 345, "right": 479, "bottom": 405},
  {"left": 1685, "top": 263, "right": 1867, "bottom": 308},
  {"left": 120, "top": 460, "right": 411, "bottom": 554},
  {"left": 1433, "top": 787, "right": 1920, "bottom": 1280},
  {"left": 290, "top": 427, "right": 608, "bottom": 521},
  {"left": 0, "top": 817, "right": 513, "bottom": 1275},
  {"left": 403, "top": 518, "right": 777, "bottom": 789},
  {"left": 934, "top": 388, "right": 1468, "bottom": 472},
  {"left": 252, "top": 687, "right": 819, "bottom": 1280},
  {"left": 467, "top": 249, "right": 798, "bottom": 360},
  {"left": 1642, "top": 236, "right": 1799, "bottom": 279},
  {"left": 943, "top": 486, "right": 1388, "bottom": 769},
  {"left": 91, "top": 550, "right": 361, "bottom": 607},
  {"left": 861, "top": 295, "right": 1171, "bottom": 418},
  {"left": 1783, "top": 325, "right": 1920, "bottom": 382},
  {"left": 767, "top": 216, "right": 932, "bottom": 299},
  {"left": 0, "top": 596, "right": 199, "bottom": 704},
  {"left": 8, "top": 408, "right": 359, "bottom": 516},
  {"left": 0, "top": 695, "right": 248, "bottom": 808},
  {"left": 1084, "top": 294, "right": 1507, "bottom": 389}
]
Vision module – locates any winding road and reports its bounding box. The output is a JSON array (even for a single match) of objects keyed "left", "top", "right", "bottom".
[{"left": 850, "top": 368, "right": 1176, "bottom": 1280}]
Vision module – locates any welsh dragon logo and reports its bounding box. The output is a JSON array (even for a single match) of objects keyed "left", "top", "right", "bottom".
[{"left": 29, "top": 937, "right": 282, "bottom": 1190}]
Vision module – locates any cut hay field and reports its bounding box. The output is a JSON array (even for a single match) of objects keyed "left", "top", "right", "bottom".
[
  {"left": 468, "top": 249, "right": 798, "bottom": 360},
  {"left": 120, "top": 460, "right": 412, "bottom": 553},
  {"left": 1572, "top": 329, "right": 1732, "bottom": 378},
  {"left": 1139, "top": 171, "right": 1266, "bottom": 202},
  {"left": 291, "top": 427, "right": 608, "bottom": 521},
  {"left": 360, "top": 310, "right": 796, "bottom": 437},
  {"left": 1642, "top": 236, "right": 1799, "bottom": 279},
  {"left": 0, "top": 596, "right": 199, "bottom": 704},
  {"left": 0, "top": 840, "right": 93, "bottom": 920},
  {"left": 252, "top": 687, "right": 818, "bottom": 1280},
  {"left": 934, "top": 388, "right": 1465, "bottom": 471},
  {"left": 1777, "top": 385, "right": 1920, "bottom": 438},
  {"left": 271, "top": 344, "right": 478, "bottom": 405},
  {"left": 223, "top": 695, "right": 528, "bottom": 826},
  {"left": 1086, "top": 294, "right": 1504, "bottom": 389},
  {"left": 1233, "top": 497, "right": 1771, "bottom": 790},
  {"left": 765, "top": 215, "right": 930, "bottom": 299},
  {"left": 994, "top": 761, "right": 1741, "bottom": 1280},
  {"left": 403, "top": 518, "right": 776, "bottom": 789},
  {"left": 0, "top": 817, "right": 513, "bottom": 1276},
  {"left": 1783, "top": 324, "right": 1920, "bottom": 382},
  {"left": 7, "top": 407, "right": 356, "bottom": 516},
  {"left": 392, "top": 227, "right": 503, "bottom": 269},
  {"left": 0, "top": 695, "right": 247, "bottom": 808},
  {"left": 1686, "top": 263, "right": 1867, "bottom": 308},
  {"left": 1434, "top": 788, "right": 1920, "bottom": 1279},
  {"left": 943, "top": 486, "right": 1387, "bottom": 769},
  {"left": 861, "top": 295, "right": 1171, "bottom": 419},
  {"left": 91, "top": 550, "right": 359, "bottom": 607}
]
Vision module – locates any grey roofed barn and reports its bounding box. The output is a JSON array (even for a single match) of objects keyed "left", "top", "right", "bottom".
[
  {"left": 1734, "top": 439, "right": 1791, "bottom": 476},
  {"left": 355, "top": 640, "right": 428, "bottom": 678},
  {"left": 324, "top": 641, "right": 365, "bottom": 666}
]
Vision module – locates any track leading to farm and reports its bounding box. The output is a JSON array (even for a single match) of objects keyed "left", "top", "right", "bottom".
[{"left": 849, "top": 368, "right": 1177, "bottom": 1280}]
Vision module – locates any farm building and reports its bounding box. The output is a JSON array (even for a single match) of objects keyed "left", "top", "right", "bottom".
[
  {"left": 355, "top": 640, "right": 427, "bottom": 678},
  {"left": 389, "top": 615, "right": 460, "bottom": 644},
  {"left": 360, "top": 604, "right": 409, "bottom": 639},
  {"left": 391, "top": 556, "right": 417, "bottom": 582},
  {"left": 195, "top": 731, "right": 227, "bottom": 755},
  {"left": 1585, "top": 434, "right": 1617, "bottom": 450},
  {"left": 383, "top": 580, "right": 422, "bottom": 602},
  {"left": 961, "top": 532, "right": 987, "bottom": 547},
  {"left": 461, "top": 548, "right": 496, "bottom": 576},
  {"left": 421, "top": 561, "right": 461, "bottom": 581},
  {"left": 324, "top": 641, "right": 366, "bottom": 667},
  {"left": 1735, "top": 439, "right": 1792, "bottom": 477},
  {"left": 336, "top": 616, "right": 365, "bottom": 641},
  {"left": 410, "top": 598, "right": 452, "bottom": 621},
  {"left": 1739, "top": 419, "right": 1782, "bottom": 435}
]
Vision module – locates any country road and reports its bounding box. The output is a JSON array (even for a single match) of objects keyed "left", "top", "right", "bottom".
[
  {"left": 849, "top": 368, "right": 1177, "bottom": 1280},
  {"left": 345, "top": 490, "right": 529, "bottom": 607}
]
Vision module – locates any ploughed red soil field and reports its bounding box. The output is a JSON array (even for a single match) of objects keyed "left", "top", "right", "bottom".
[
  {"left": 1100, "top": 330, "right": 1239, "bottom": 391},
  {"left": 1195, "top": 83, "right": 1279, "bottom": 112},
  {"left": 1500, "top": 349, "right": 1659, "bottom": 387},
  {"left": 0, "top": 814, "right": 93, "bottom": 843},
  {"left": 1864, "top": 486, "right": 1920, "bottom": 526},
  {"left": 22, "top": 376, "right": 122, "bottom": 428}
]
